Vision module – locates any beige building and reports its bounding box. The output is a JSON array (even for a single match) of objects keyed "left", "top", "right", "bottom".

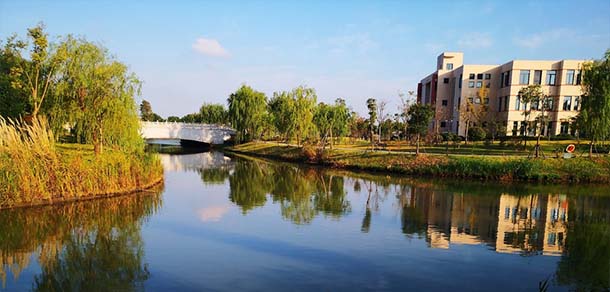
[{"left": 417, "top": 52, "right": 585, "bottom": 137}]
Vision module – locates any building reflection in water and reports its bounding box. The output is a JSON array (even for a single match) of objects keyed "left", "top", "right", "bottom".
[{"left": 400, "top": 186, "right": 569, "bottom": 256}]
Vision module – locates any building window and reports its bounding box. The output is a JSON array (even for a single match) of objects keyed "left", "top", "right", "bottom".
[
  {"left": 513, "top": 121, "right": 519, "bottom": 135},
  {"left": 498, "top": 96, "right": 503, "bottom": 111},
  {"left": 563, "top": 96, "right": 572, "bottom": 111},
  {"left": 545, "top": 96, "right": 555, "bottom": 111},
  {"left": 459, "top": 74, "right": 463, "bottom": 88},
  {"left": 484, "top": 97, "right": 489, "bottom": 105},
  {"left": 440, "top": 121, "right": 447, "bottom": 128},
  {"left": 468, "top": 97, "right": 474, "bottom": 104},
  {"left": 533, "top": 70, "right": 542, "bottom": 85},
  {"left": 446, "top": 63, "right": 453, "bottom": 70},
  {"left": 469, "top": 73, "right": 475, "bottom": 80},
  {"left": 468, "top": 81, "right": 475, "bottom": 88},
  {"left": 485, "top": 73, "right": 491, "bottom": 80},
  {"left": 566, "top": 69, "right": 575, "bottom": 85},
  {"left": 519, "top": 70, "right": 530, "bottom": 85},
  {"left": 515, "top": 96, "right": 521, "bottom": 110},
  {"left": 547, "top": 70, "right": 557, "bottom": 85},
  {"left": 504, "top": 96, "right": 509, "bottom": 110},
  {"left": 476, "top": 81, "right": 482, "bottom": 88},
  {"left": 443, "top": 78, "right": 449, "bottom": 84},
  {"left": 560, "top": 122, "right": 569, "bottom": 135},
  {"left": 504, "top": 71, "right": 510, "bottom": 87},
  {"left": 576, "top": 70, "right": 581, "bottom": 85},
  {"left": 477, "top": 73, "right": 483, "bottom": 79},
  {"left": 500, "top": 72, "right": 504, "bottom": 88},
  {"left": 573, "top": 96, "right": 580, "bottom": 111},
  {"left": 474, "top": 97, "right": 481, "bottom": 104},
  {"left": 442, "top": 99, "right": 448, "bottom": 106}
]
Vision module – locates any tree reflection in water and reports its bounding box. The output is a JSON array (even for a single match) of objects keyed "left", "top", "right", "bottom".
[
  {"left": 227, "top": 159, "right": 351, "bottom": 224},
  {"left": 0, "top": 186, "right": 163, "bottom": 290},
  {"left": 221, "top": 156, "right": 610, "bottom": 290}
]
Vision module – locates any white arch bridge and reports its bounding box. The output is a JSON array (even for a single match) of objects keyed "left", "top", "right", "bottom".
[{"left": 140, "top": 122, "right": 236, "bottom": 145}]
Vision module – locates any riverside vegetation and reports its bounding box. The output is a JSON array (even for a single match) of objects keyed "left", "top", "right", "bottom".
[
  {"left": 0, "top": 24, "right": 163, "bottom": 208},
  {"left": 228, "top": 142, "right": 610, "bottom": 183},
  {"left": 0, "top": 118, "right": 162, "bottom": 208}
]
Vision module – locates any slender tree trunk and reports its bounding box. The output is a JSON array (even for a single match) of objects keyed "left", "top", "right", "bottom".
[
  {"left": 93, "top": 126, "right": 103, "bottom": 155},
  {"left": 330, "top": 128, "right": 333, "bottom": 150},
  {"left": 464, "top": 122, "right": 469, "bottom": 145},
  {"left": 416, "top": 133, "right": 420, "bottom": 155},
  {"left": 535, "top": 133, "right": 541, "bottom": 158},
  {"left": 589, "top": 140, "right": 594, "bottom": 158}
]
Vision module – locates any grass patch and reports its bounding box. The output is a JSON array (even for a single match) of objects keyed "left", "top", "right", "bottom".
[
  {"left": 228, "top": 142, "right": 610, "bottom": 183},
  {"left": 0, "top": 118, "right": 164, "bottom": 208}
]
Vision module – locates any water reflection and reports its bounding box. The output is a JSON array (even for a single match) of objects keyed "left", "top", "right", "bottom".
[
  {"left": 189, "top": 153, "right": 609, "bottom": 290},
  {"left": 0, "top": 187, "right": 163, "bottom": 290},
  {"left": 2, "top": 151, "right": 609, "bottom": 291},
  {"left": 227, "top": 159, "right": 350, "bottom": 224}
]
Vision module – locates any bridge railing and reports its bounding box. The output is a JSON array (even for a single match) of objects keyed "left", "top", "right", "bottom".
[{"left": 140, "top": 121, "right": 235, "bottom": 132}]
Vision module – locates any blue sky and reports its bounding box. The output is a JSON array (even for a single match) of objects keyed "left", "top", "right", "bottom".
[{"left": 1, "top": 0, "right": 609, "bottom": 117}]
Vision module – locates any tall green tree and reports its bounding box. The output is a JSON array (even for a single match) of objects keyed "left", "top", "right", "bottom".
[
  {"left": 0, "top": 36, "right": 28, "bottom": 118},
  {"left": 407, "top": 103, "right": 434, "bottom": 155},
  {"left": 199, "top": 103, "right": 228, "bottom": 125},
  {"left": 268, "top": 91, "right": 295, "bottom": 141},
  {"left": 291, "top": 86, "right": 317, "bottom": 145},
  {"left": 139, "top": 100, "right": 153, "bottom": 121},
  {"left": 312, "top": 98, "right": 350, "bottom": 149},
  {"left": 227, "top": 84, "right": 268, "bottom": 143},
  {"left": 366, "top": 98, "right": 377, "bottom": 144},
  {"left": 8, "top": 23, "right": 66, "bottom": 117},
  {"left": 577, "top": 49, "right": 610, "bottom": 157},
  {"left": 55, "top": 36, "right": 142, "bottom": 154}
]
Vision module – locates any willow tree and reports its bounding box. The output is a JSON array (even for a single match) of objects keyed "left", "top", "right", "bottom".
[
  {"left": 268, "top": 91, "right": 295, "bottom": 141},
  {"left": 578, "top": 50, "right": 610, "bottom": 157},
  {"left": 227, "top": 84, "right": 267, "bottom": 143},
  {"left": 291, "top": 86, "right": 317, "bottom": 145},
  {"left": 8, "top": 23, "right": 66, "bottom": 117},
  {"left": 55, "top": 36, "right": 142, "bottom": 154},
  {"left": 199, "top": 103, "right": 228, "bottom": 125}
]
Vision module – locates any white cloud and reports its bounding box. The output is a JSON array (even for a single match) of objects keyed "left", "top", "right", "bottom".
[
  {"left": 192, "top": 37, "right": 230, "bottom": 57},
  {"left": 457, "top": 33, "right": 493, "bottom": 49},
  {"left": 513, "top": 29, "right": 573, "bottom": 49}
]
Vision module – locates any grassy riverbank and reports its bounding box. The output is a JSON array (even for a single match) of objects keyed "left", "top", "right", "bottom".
[
  {"left": 227, "top": 142, "right": 610, "bottom": 183},
  {"left": 0, "top": 118, "right": 164, "bottom": 208}
]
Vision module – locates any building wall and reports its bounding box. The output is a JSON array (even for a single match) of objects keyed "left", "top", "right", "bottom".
[{"left": 418, "top": 52, "right": 585, "bottom": 137}]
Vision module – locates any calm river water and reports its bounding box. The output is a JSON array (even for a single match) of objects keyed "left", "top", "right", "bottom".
[{"left": 1, "top": 151, "right": 609, "bottom": 291}]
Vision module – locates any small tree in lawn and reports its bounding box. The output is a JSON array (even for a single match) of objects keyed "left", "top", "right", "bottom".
[
  {"left": 376, "top": 99, "right": 388, "bottom": 143},
  {"left": 407, "top": 103, "right": 434, "bottom": 155},
  {"left": 366, "top": 98, "right": 377, "bottom": 145},
  {"left": 518, "top": 84, "right": 544, "bottom": 152},
  {"left": 577, "top": 49, "right": 610, "bottom": 157},
  {"left": 398, "top": 90, "right": 415, "bottom": 142},
  {"left": 459, "top": 98, "right": 486, "bottom": 145}
]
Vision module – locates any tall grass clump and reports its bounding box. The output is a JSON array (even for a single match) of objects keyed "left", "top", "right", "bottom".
[{"left": 0, "top": 117, "right": 163, "bottom": 208}]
